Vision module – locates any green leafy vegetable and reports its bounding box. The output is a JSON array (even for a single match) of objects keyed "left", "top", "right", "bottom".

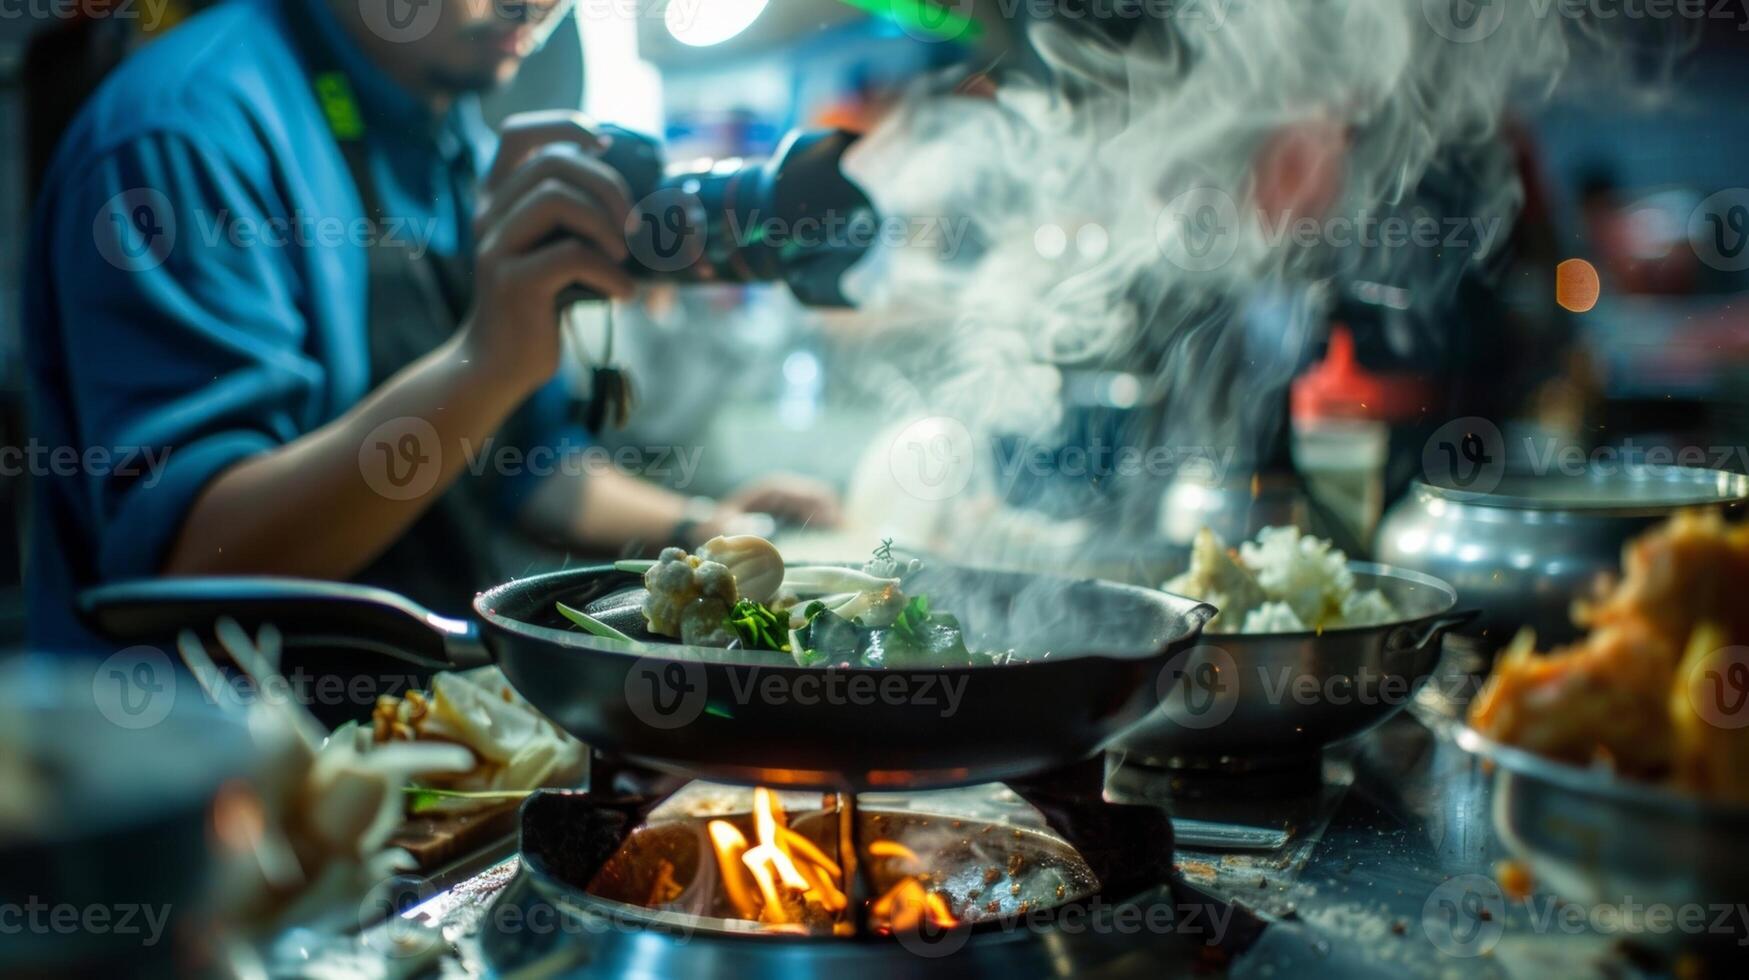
[
  {"left": 556, "top": 601, "right": 634, "bottom": 642},
  {"left": 787, "top": 592, "right": 981, "bottom": 668},
  {"left": 725, "top": 598, "right": 790, "bottom": 652},
  {"left": 890, "top": 594, "right": 932, "bottom": 641},
  {"left": 794, "top": 607, "right": 862, "bottom": 665}
]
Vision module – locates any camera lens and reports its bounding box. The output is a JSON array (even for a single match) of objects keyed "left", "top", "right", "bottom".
[{"left": 597, "top": 126, "right": 877, "bottom": 308}]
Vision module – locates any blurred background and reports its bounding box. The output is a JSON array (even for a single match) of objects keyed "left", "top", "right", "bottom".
[{"left": 2, "top": 0, "right": 1748, "bottom": 651}]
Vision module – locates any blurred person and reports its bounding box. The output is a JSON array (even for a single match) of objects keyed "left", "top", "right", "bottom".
[{"left": 22, "top": 0, "right": 839, "bottom": 652}]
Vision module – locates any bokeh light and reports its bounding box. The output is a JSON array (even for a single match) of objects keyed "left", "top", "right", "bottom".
[{"left": 1555, "top": 258, "right": 1601, "bottom": 313}]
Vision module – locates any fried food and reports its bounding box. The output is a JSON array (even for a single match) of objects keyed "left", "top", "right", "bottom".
[
  {"left": 1469, "top": 510, "right": 1749, "bottom": 801},
  {"left": 1469, "top": 622, "right": 1676, "bottom": 777},
  {"left": 1671, "top": 623, "right": 1749, "bottom": 805}
]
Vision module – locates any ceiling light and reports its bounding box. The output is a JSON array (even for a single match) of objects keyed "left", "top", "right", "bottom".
[{"left": 665, "top": 0, "right": 770, "bottom": 47}]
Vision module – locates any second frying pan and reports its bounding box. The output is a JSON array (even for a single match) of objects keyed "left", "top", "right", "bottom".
[{"left": 80, "top": 563, "right": 1214, "bottom": 791}]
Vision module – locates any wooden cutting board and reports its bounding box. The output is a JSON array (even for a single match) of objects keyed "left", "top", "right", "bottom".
[{"left": 388, "top": 803, "right": 521, "bottom": 869}]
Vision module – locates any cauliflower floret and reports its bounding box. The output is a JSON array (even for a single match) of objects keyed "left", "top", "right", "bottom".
[
  {"left": 1164, "top": 528, "right": 1267, "bottom": 633},
  {"left": 1330, "top": 588, "right": 1398, "bottom": 629},
  {"left": 1241, "top": 601, "right": 1309, "bottom": 634},
  {"left": 678, "top": 598, "right": 736, "bottom": 646},
  {"left": 694, "top": 559, "right": 737, "bottom": 601},
  {"left": 642, "top": 548, "right": 739, "bottom": 644},
  {"left": 646, "top": 548, "right": 699, "bottom": 601},
  {"left": 1167, "top": 525, "right": 1400, "bottom": 633},
  {"left": 1238, "top": 526, "right": 1354, "bottom": 628}
]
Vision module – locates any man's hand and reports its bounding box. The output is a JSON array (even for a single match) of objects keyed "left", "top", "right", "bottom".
[
  {"left": 462, "top": 112, "right": 636, "bottom": 397},
  {"left": 712, "top": 474, "right": 845, "bottom": 534}
]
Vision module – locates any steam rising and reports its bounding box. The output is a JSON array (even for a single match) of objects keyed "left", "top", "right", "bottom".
[{"left": 843, "top": 2, "right": 1612, "bottom": 520}]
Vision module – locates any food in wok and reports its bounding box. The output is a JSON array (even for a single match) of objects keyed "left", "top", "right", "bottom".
[
  {"left": 1163, "top": 526, "right": 1398, "bottom": 633},
  {"left": 557, "top": 538, "right": 1008, "bottom": 669},
  {"left": 1469, "top": 510, "right": 1749, "bottom": 803}
]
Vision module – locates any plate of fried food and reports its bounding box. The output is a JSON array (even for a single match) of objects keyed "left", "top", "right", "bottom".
[{"left": 1441, "top": 510, "right": 1749, "bottom": 944}]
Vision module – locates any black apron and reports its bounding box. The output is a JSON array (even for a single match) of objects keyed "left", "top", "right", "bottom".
[{"left": 291, "top": 19, "right": 533, "bottom": 618}]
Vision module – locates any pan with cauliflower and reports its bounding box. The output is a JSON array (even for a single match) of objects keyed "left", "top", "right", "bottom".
[{"left": 555, "top": 538, "right": 1006, "bottom": 669}]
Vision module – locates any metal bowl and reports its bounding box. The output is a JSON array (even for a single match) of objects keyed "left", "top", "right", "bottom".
[
  {"left": 1442, "top": 720, "right": 1749, "bottom": 946},
  {"left": 0, "top": 655, "right": 258, "bottom": 970},
  {"left": 1376, "top": 465, "right": 1749, "bottom": 646},
  {"left": 1112, "top": 563, "right": 1469, "bottom": 768}
]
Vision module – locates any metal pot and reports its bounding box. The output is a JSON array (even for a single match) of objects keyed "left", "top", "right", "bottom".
[
  {"left": 1375, "top": 465, "right": 1749, "bottom": 646},
  {"left": 1113, "top": 563, "right": 1470, "bottom": 768},
  {"left": 1440, "top": 719, "right": 1749, "bottom": 949}
]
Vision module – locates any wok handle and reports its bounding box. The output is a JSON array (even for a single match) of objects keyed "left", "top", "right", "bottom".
[
  {"left": 77, "top": 577, "right": 490, "bottom": 671},
  {"left": 1398, "top": 609, "right": 1481, "bottom": 651}
]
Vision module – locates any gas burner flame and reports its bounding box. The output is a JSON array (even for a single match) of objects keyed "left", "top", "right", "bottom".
[
  {"left": 703, "top": 787, "right": 957, "bottom": 933},
  {"left": 865, "top": 840, "right": 957, "bottom": 933}
]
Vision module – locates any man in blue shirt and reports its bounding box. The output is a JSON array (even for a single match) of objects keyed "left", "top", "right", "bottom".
[{"left": 24, "top": 0, "right": 837, "bottom": 651}]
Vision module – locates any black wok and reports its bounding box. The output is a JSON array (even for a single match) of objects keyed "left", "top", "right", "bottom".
[{"left": 80, "top": 564, "right": 1214, "bottom": 791}]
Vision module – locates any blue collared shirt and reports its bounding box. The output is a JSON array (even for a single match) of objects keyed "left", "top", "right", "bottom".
[{"left": 22, "top": 0, "right": 577, "bottom": 652}]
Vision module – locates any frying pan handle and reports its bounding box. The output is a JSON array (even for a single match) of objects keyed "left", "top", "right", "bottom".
[
  {"left": 77, "top": 577, "right": 490, "bottom": 671},
  {"left": 1396, "top": 609, "right": 1480, "bottom": 652}
]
